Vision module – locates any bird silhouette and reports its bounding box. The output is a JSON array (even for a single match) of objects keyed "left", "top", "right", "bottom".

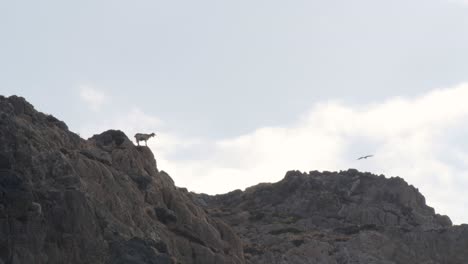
[{"left": 357, "top": 155, "right": 373, "bottom": 160}]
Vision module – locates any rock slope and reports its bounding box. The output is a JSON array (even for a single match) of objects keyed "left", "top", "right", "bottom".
[
  {"left": 0, "top": 95, "right": 243, "bottom": 264},
  {"left": 1, "top": 95, "right": 468, "bottom": 264},
  {"left": 195, "top": 170, "right": 468, "bottom": 264}
]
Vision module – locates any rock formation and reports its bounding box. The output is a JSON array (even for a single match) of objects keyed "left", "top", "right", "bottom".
[
  {"left": 1, "top": 95, "right": 467, "bottom": 264},
  {"left": 195, "top": 170, "right": 468, "bottom": 263},
  {"left": 0, "top": 95, "right": 243, "bottom": 264}
]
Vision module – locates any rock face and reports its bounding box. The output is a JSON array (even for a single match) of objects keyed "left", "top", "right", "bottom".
[
  {"left": 1, "top": 95, "right": 468, "bottom": 264},
  {"left": 196, "top": 170, "right": 468, "bottom": 264},
  {"left": 0, "top": 95, "right": 244, "bottom": 264}
]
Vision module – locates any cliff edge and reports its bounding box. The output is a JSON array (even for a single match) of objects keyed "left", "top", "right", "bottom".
[{"left": 0, "top": 95, "right": 244, "bottom": 264}]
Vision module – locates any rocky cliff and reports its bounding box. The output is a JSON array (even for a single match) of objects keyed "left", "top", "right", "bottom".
[
  {"left": 195, "top": 171, "right": 468, "bottom": 264},
  {"left": 0, "top": 95, "right": 243, "bottom": 264},
  {"left": 1, "top": 95, "right": 467, "bottom": 264}
]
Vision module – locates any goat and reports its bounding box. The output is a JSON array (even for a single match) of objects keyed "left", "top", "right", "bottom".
[{"left": 134, "top": 133, "right": 156, "bottom": 146}]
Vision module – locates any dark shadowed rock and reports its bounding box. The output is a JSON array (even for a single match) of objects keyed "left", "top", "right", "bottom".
[
  {"left": 109, "top": 237, "right": 173, "bottom": 264},
  {"left": 0, "top": 154, "right": 11, "bottom": 170},
  {"left": 154, "top": 207, "right": 177, "bottom": 224},
  {"left": 91, "top": 129, "right": 130, "bottom": 147}
]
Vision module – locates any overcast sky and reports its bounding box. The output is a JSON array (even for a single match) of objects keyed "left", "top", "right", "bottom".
[{"left": 2, "top": 0, "right": 468, "bottom": 224}]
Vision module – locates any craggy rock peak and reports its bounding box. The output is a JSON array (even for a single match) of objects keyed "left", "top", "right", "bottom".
[
  {"left": 1, "top": 95, "right": 468, "bottom": 264},
  {"left": 0, "top": 95, "right": 243, "bottom": 264},
  {"left": 196, "top": 170, "right": 468, "bottom": 263}
]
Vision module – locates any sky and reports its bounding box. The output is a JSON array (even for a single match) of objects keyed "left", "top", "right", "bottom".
[{"left": 1, "top": 0, "right": 468, "bottom": 224}]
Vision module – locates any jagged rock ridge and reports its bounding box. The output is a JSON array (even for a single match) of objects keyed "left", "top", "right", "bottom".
[
  {"left": 1, "top": 95, "right": 467, "bottom": 264},
  {"left": 195, "top": 170, "right": 468, "bottom": 263}
]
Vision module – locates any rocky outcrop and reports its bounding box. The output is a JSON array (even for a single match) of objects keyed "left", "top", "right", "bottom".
[
  {"left": 1, "top": 95, "right": 468, "bottom": 264},
  {"left": 195, "top": 170, "right": 468, "bottom": 264},
  {"left": 0, "top": 95, "right": 244, "bottom": 264}
]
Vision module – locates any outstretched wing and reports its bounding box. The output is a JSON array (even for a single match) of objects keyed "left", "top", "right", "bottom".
[{"left": 357, "top": 154, "right": 374, "bottom": 160}]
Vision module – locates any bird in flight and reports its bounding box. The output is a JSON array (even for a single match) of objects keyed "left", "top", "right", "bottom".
[{"left": 357, "top": 155, "right": 373, "bottom": 160}]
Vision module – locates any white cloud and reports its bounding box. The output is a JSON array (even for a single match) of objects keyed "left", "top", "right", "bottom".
[
  {"left": 79, "top": 83, "right": 468, "bottom": 224},
  {"left": 447, "top": 0, "right": 468, "bottom": 6},
  {"left": 79, "top": 85, "right": 108, "bottom": 111}
]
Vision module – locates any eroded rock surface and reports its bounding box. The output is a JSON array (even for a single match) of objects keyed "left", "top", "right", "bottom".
[
  {"left": 0, "top": 96, "right": 244, "bottom": 264},
  {"left": 196, "top": 170, "right": 468, "bottom": 264}
]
